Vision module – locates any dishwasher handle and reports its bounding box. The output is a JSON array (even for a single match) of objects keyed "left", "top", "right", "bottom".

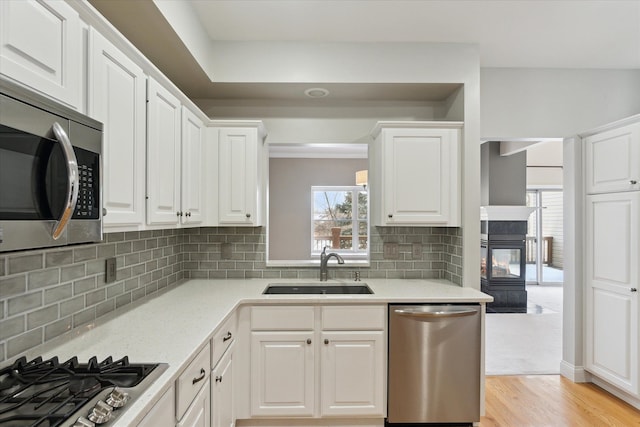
[{"left": 393, "top": 307, "right": 478, "bottom": 319}]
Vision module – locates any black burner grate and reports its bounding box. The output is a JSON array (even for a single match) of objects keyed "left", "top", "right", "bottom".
[{"left": 0, "top": 356, "right": 159, "bottom": 427}]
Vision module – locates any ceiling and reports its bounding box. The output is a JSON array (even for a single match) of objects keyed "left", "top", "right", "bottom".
[
  {"left": 191, "top": 0, "right": 640, "bottom": 69},
  {"left": 89, "top": 0, "right": 640, "bottom": 102}
]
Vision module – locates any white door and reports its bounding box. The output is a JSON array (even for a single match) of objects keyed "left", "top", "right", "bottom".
[
  {"left": 181, "top": 107, "right": 204, "bottom": 225},
  {"left": 177, "top": 379, "right": 211, "bottom": 427},
  {"left": 250, "top": 332, "right": 314, "bottom": 417},
  {"left": 584, "top": 123, "right": 640, "bottom": 194},
  {"left": 0, "top": 0, "right": 82, "bottom": 109},
  {"left": 585, "top": 192, "right": 639, "bottom": 395},
  {"left": 320, "top": 331, "right": 385, "bottom": 417},
  {"left": 212, "top": 349, "right": 234, "bottom": 427},
  {"left": 382, "top": 128, "right": 455, "bottom": 224},
  {"left": 218, "top": 128, "right": 257, "bottom": 225},
  {"left": 147, "top": 78, "right": 181, "bottom": 225},
  {"left": 89, "top": 29, "right": 146, "bottom": 228}
]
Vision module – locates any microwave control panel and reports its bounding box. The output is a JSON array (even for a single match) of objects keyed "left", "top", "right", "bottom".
[{"left": 72, "top": 148, "right": 99, "bottom": 220}]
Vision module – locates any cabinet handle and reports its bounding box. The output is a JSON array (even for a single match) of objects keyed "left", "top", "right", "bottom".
[
  {"left": 631, "top": 288, "right": 638, "bottom": 292},
  {"left": 192, "top": 368, "right": 206, "bottom": 384},
  {"left": 215, "top": 375, "right": 223, "bottom": 383},
  {"left": 185, "top": 212, "right": 191, "bottom": 217},
  {"left": 177, "top": 211, "right": 183, "bottom": 217},
  {"left": 388, "top": 214, "right": 393, "bottom": 219},
  {"left": 223, "top": 331, "right": 233, "bottom": 342},
  {"left": 631, "top": 180, "right": 638, "bottom": 185},
  {"left": 324, "top": 339, "right": 329, "bottom": 345},
  {"left": 306, "top": 338, "right": 312, "bottom": 345},
  {"left": 246, "top": 213, "right": 251, "bottom": 218}
]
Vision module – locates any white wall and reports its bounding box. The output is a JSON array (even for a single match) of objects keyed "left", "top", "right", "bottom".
[{"left": 481, "top": 68, "right": 640, "bottom": 139}]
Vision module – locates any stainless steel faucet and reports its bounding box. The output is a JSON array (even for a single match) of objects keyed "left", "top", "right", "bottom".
[{"left": 320, "top": 246, "right": 344, "bottom": 281}]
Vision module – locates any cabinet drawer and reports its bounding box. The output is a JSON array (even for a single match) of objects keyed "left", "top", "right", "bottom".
[
  {"left": 175, "top": 343, "right": 211, "bottom": 420},
  {"left": 212, "top": 313, "right": 237, "bottom": 369},
  {"left": 251, "top": 306, "right": 315, "bottom": 330},
  {"left": 321, "top": 305, "right": 386, "bottom": 330}
]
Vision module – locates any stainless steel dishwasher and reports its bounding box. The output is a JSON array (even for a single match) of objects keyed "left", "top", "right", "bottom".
[{"left": 388, "top": 304, "right": 481, "bottom": 424}]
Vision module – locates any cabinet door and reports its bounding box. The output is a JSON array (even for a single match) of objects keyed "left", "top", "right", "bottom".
[
  {"left": 178, "top": 378, "right": 211, "bottom": 427},
  {"left": 585, "top": 123, "right": 640, "bottom": 194},
  {"left": 137, "top": 386, "right": 175, "bottom": 427},
  {"left": 382, "top": 128, "right": 457, "bottom": 225},
  {"left": 585, "top": 192, "right": 639, "bottom": 395},
  {"left": 218, "top": 128, "right": 258, "bottom": 225},
  {"left": 250, "top": 331, "right": 314, "bottom": 417},
  {"left": 0, "top": 0, "right": 81, "bottom": 109},
  {"left": 212, "top": 348, "right": 234, "bottom": 427},
  {"left": 147, "top": 78, "right": 181, "bottom": 225},
  {"left": 181, "top": 107, "right": 204, "bottom": 225},
  {"left": 320, "top": 331, "right": 385, "bottom": 417},
  {"left": 89, "top": 29, "right": 146, "bottom": 228}
]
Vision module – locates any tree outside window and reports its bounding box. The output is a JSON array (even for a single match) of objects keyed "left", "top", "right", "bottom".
[{"left": 311, "top": 186, "right": 368, "bottom": 257}]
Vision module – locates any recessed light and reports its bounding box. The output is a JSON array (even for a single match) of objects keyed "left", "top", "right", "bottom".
[{"left": 304, "top": 87, "right": 329, "bottom": 98}]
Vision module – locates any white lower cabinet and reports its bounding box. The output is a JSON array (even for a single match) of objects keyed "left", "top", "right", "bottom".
[
  {"left": 212, "top": 346, "right": 235, "bottom": 427},
  {"left": 176, "top": 344, "right": 212, "bottom": 426},
  {"left": 179, "top": 379, "right": 211, "bottom": 427},
  {"left": 320, "top": 331, "right": 385, "bottom": 416},
  {"left": 137, "top": 386, "right": 175, "bottom": 427},
  {"left": 585, "top": 192, "right": 639, "bottom": 395},
  {"left": 247, "top": 305, "right": 386, "bottom": 420},
  {"left": 250, "top": 331, "right": 315, "bottom": 417}
]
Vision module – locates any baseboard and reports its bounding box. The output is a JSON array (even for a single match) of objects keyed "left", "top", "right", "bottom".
[
  {"left": 590, "top": 376, "right": 640, "bottom": 411},
  {"left": 559, "top": 360, "right": 589, "bottom": 382}
]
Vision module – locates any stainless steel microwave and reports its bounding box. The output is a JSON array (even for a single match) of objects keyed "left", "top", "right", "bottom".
[{"left": 0, "top": 79, "right": 103, "bottom": 252}]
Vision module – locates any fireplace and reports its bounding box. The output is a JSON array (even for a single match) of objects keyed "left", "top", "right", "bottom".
[{"left": 481, "top": 219, "right": 528, "bottom": 313}]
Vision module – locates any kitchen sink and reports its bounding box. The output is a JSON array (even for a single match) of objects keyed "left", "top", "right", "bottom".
[{"left": 263, "top": 283, "right": 373, "bottom": 295}]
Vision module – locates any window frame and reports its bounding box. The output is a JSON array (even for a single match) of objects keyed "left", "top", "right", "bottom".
[{"left": 310, "top": 185, "right": 369, "bottom": 260}]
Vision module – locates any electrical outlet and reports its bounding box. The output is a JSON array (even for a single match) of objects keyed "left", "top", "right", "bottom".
[
  {"left": 221, "top": 242, "right": 232, "bottom": 260},
  {"left": 383, "top": 242, "right": 399, "bottom": 259},
  {"left": 105, "top": 257, "right": 117, "bottom": 283},
  {"left": 412, "top": 243, "right": 423, "bottom": 259}
]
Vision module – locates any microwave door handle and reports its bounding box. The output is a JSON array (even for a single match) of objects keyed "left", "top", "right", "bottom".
[{"left": 51, "top": 122, "right": 79, "bottom": 240}]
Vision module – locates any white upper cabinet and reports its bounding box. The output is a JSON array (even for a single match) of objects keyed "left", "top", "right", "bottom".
[
  {"left": 584, "top": 122, "right": 640, "bottom": 194},
  {"left": 181, "top": 107, "right": 205, "bottom": 225},
  {"left": 216, "top": 123, "right": 267, "bottom": 226},
  {"left": 0, "top": 0, "right": 82, "bottom": 109},
  {"left": 370, "top": 122, "right": 461, "bottom": 226},
  {"left": 88, "top": 28, "right": 146, "bottom": 229},
  {"left": 147, "top": 77, "right": 182, "bottom": 225}
]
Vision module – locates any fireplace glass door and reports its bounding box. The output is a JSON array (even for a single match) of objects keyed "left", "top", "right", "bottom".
[{"left": 491, "top": 248, "right": 521, "bottom": 279}]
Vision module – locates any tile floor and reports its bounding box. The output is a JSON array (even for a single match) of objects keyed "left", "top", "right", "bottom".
[{"left": 485, "top": 284, "right": 563, "bottom": 375}]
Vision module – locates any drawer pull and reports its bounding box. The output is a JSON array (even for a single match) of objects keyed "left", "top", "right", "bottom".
[
  {"left": 324, "top": 339, "right": 329, "bottom": 345},
  {"left": 631, "top": 288, "right": 638, "bottom": 292},
  {"left": 222, "top": 331, "right": 233, "bottom": 342},
  {"left": 192, "top": 368, "right": 206, "bottom": 384},
  {"left": 215, "top": 375, "right": 223, "bottom": 383},
  {"left": 631, "top": 180, "right": 638, "bottom": 185},
  {"left": 306, "top": 338, "right": 312, "bottom": 345}
]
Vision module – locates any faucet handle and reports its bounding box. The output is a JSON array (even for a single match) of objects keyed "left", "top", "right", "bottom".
[{"left": 321, "top": 246, "right": 328, "bottom": 256}]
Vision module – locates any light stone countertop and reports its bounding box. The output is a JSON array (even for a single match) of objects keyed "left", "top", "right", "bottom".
[{"left": 19, "top": 278, "right": 492, "bottom": 426}]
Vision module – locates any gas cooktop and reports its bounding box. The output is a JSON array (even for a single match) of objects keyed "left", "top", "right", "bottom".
[{"left": 0, "top": 355, "right": 168, "bottom": 427}]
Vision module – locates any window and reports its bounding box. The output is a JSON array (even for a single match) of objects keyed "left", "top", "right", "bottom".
[{"left": 311, "top": 186, "right": 368, "bottom": 258}]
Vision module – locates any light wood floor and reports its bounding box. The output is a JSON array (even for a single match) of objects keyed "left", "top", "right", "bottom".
[{"left": 481, "top": 375, "right": 640, "bottom": 426}]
